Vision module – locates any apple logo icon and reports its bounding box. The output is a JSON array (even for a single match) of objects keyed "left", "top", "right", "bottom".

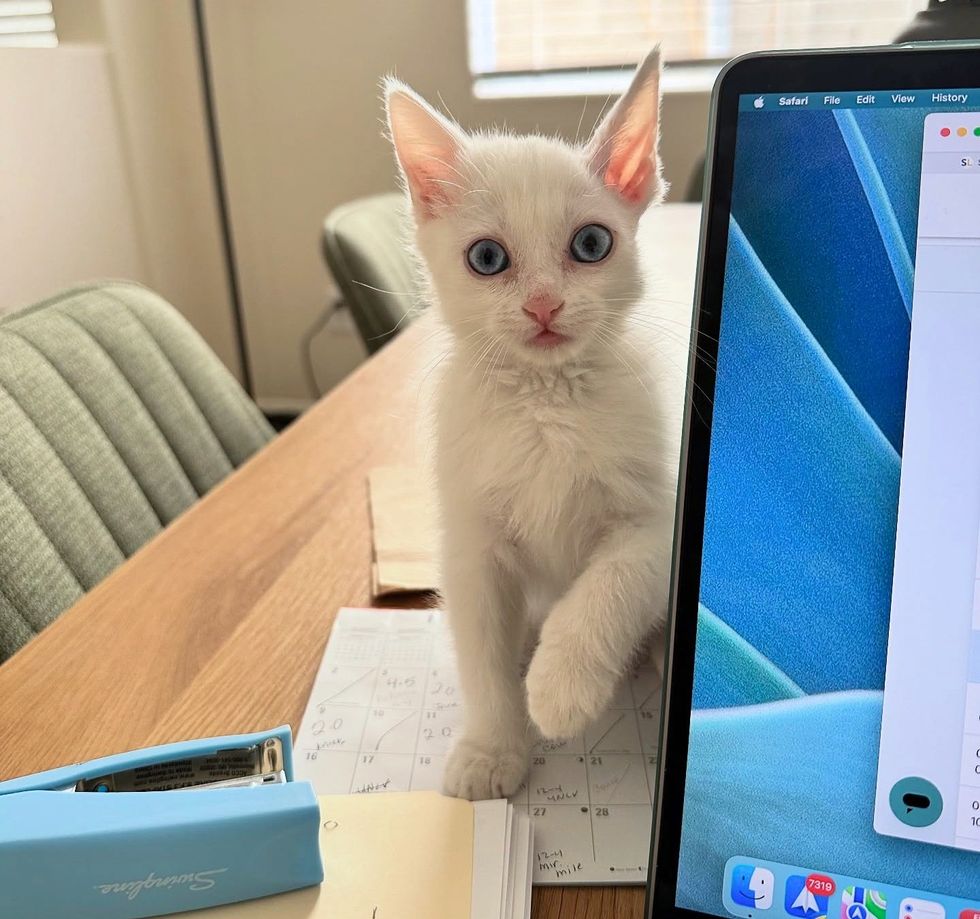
[{"left": 754, "top": 96, "right": 765, "bottom": 109}]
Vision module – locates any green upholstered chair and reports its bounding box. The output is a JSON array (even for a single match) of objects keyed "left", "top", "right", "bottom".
[
  {"left": 322, "top": 191, "right": 422, "bottom": 355},
  {"left": 0, "top": 280, "right": 273, "bottom": 663}
]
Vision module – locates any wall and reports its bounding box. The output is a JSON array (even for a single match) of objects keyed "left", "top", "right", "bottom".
[
  {"left": 0, "top": 46, "right": 147, "bottom": 314},
  {"left": 204, "top": 0, "right": 711, "bottom": 409},
  {"left": 3, "top": 1, "right": 710, "bottom": 409},
  {"left": 3, "top": 4, "right": 243, "bottom": 381},
  {"left": 95, "top": 1, "right": 244, "bottom": 382},
  {"left": 50, "top": 0, "right": 244, "bottom": 382}
]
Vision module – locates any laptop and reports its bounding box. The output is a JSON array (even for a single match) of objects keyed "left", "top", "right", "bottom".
[{"left": 648, "top": 42, "right": 980, "bottom": 919}]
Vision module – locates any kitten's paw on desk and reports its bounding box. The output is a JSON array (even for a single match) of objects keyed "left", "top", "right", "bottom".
[
  {"left": 444, "top": 737, "right": 527, "bottom": 800},
  {"left": 526, "top": 635, "right": 614, "bottom": 740}
]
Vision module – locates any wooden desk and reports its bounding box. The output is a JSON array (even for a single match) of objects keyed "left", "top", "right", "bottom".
[{"left": 0, "top": 204, "right": 701, "bottom": 919}]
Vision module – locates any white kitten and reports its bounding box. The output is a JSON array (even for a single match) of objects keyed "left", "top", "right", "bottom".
[{"left": 385, "top": 49, "right": 679, "bottom": 800}]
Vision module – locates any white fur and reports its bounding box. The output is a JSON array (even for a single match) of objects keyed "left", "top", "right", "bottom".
[{"left": 385, "top": 49, "right": 679, "bottom": 800}]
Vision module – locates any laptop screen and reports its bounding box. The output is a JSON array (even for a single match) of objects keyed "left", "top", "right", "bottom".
[{"left": 676, "top": 88, "right": 980, "bottom": 917}]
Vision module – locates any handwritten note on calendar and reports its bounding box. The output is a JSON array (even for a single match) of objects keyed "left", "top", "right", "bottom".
[{"left": 294, "top": 608, "right": 662, "bottom": 885}]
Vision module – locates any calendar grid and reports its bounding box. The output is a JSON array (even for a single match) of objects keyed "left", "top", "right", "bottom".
[{"left": 295, "top": 608, "right": 661, "bottom": 884}]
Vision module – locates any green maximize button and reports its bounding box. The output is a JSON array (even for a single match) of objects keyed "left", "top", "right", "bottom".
[{"left": 889, "top": 777, "right": 943, "bottom": 827}]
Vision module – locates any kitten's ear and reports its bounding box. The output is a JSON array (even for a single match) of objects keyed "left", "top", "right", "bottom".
[
  {"left": 586, "top": 47, "right": 665, "bottom": 208},
  {"left": 384, "top": 77, "right": 466, "bottom": 220}
]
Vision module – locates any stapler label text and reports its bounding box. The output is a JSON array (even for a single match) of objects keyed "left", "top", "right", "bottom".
[{"left": 94, "top": 867, "right": 228, "bottom": 901}]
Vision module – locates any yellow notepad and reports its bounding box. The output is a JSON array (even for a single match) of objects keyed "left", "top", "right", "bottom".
[{"left": 194, "top": 791, "right": 531, "bottom": 919}]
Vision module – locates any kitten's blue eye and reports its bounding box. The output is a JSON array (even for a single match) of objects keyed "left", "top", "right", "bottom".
[
  {"left": 569, "top": 224, "right": 613, "bottom": 263},
  {"left": 467, "top": 239, "right": 509, "bottom": 276}
]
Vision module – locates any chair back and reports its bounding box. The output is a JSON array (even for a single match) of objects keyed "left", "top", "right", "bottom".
[
  {"left": 322, "top": 192, "right": 421, "bottom": 354},
  {"left": 0, "top": 281, "right": 273, "bottom": 661}
]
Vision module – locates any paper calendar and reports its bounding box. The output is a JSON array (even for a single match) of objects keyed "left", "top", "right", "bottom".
[{"left": 295, "top": 608, "right": 661, "bottom": 885}]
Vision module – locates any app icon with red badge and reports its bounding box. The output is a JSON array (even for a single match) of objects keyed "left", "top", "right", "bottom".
[{"left": 785, "top": 875, "right": 829, "bottom": 919}]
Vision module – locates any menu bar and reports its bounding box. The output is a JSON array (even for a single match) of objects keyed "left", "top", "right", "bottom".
[{"left": 739, "top": 89, "right": 980, "bottom": 112}]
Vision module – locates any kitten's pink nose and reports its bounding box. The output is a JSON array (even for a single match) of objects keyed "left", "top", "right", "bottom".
[{"left": 523, "top": 294, "right": 564, "bottom": 328}]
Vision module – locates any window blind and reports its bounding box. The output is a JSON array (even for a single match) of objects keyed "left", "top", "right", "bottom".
[
  {"left": 0, "top": 0, "right": 56, "bottom": 48},
  {"left": 469, "top": 0, "right": 924, "bottom": 75}
]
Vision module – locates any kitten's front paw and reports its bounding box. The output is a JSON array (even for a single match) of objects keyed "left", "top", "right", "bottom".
[
  {"left": 444, "top": 737, "right": 527, "bottom": 800},
  {"left": 526, "top": 637, "right": 616, "bottom": 740}
]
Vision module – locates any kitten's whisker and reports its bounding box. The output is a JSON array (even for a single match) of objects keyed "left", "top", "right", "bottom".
[
  {"left": 488, "top": 340, "right": 509, "bottom": 392},
  {"left": 596, "top": 311, "right": 717, "bottom": 371},
  {"left": 412, "top": 341, "right": 466, "bottom": 420},
  {"left": 570, "top": 313, "right": 699, "bottom": 342},
  {"left": 430, "top": 178, "right": 469, "bottom": 192},
  {"left": 488, "top": 340, "right": 508, "bottom": 404},
  {"left": 447, "top": 141, "right": 491, "bottom": 186},
  {"left": 430, "top": 178, "right": 493, "bottom": 197},
  {"left": 419, "top": 326, "right": 484, "bottom": 352},
  {"left": 601, "top": 323, "right": 714, "bottom": 427},
  {"left": 407, "top": 333, "right": 452, "bottom": 359},
  {"left": 422, "top": 153, "right": 471, "bottom": 184},
  {"left": 630, "top": 333, "right": 717, "bottom": 368},
  {"left": 578, "top": 296, "right": 644, "bottom": 304},
  {"left": 583, "top": 308, "right": 718, "bottom": 345},
  {"left": 470, "top": 332, "right": 502, "bottom": 391},
  {"left": 592, "top": 327, "right": 655, "bottom": 403},
  {"left": 632, "top": 331, "right": 715, "bottom": 420},
  {"left": 412, "top": 328, "right": 490, "bottom": 402},
  {"left": 471, "top": 333, "right": 497, "bottom": 368},
  {"left": 365, "top": 305, "right": 431, "bottom": 342},
  {"left": 352, "top": 279, "right": 425, "bottom": 298},
  {"left": 646, "top": 297, "right": 696, "bottom": 307},
  {"left": 416, "top": 349, "right": 451, "bottom": 398},
  {"left": 436, "top": 90, "right": 458, "bottom": 125},
  {"left": 587, "top": 121, "right": 633, "bottom": 168},
  {"left": 587, "top": 93, "right": 617, "bottom": 143},
  {"left": 584, "top": 294, "right": 694, "bottom": 307},
  {"left": 663, "top": 354, "right": 713, "bottom": 427},
  {"left": 417, "top": 333, "right": 489, "bottom": 393},
  {"left": 477, "top": 342, "right": 503, "bottom": 398},
  {"left": 641, "top": 317, "right": 709, "bottom": 337},
  {"left": 574, "top": 89, "right": 595, "bottom": 146},
  {"left": 403, "top": 328, "right": 441, "bottom": 349},
  {"left": 593, "top": 314, "right": 718, "bottom": 369},
  {"left": 458, "top": 151, "right": 491, "bottom": 188}
]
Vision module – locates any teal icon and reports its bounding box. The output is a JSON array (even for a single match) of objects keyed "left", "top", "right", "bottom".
[{"left": 889, "top": 777, "right": 943, "bottom": 827}]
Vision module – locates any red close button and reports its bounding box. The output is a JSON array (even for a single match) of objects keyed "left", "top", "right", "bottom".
[{"left": 959, "top": 910, "right": 980, "bottom": 919}]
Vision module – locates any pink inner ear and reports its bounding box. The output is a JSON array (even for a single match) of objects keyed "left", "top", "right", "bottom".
[
  {"left": 605, "top": 127, "right": 655, "bottom": 203},
  {"left": 387, "top": 90, "right": 463, "bottom": 221},
  {"left": 404, "top": 159, "right": 452, "bottom": 216},
  {"left": 614, "top": 160, "right": 653, "bottom": 204}
]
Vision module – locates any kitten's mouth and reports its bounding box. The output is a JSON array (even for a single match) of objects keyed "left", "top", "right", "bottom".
[{"left": 528, "top": 329, "right": 570, "bottom": 349}]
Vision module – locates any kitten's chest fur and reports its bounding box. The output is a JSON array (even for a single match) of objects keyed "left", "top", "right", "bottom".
[{"left": 437, "top": 351, "right": 675, "bottom": 594}]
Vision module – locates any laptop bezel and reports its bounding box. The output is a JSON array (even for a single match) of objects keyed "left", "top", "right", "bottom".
[{"left": 645, "top": 41, "right": 980, "bottom": 919}]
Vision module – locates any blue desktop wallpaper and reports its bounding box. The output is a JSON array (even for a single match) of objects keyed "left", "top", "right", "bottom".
[{"left": 675, "top": 104, "right": 980, "bottom": 912}]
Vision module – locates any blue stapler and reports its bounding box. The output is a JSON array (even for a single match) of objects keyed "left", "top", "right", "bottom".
[{"left": 0, "top": 725, "right": 324, "bottom": 919}]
